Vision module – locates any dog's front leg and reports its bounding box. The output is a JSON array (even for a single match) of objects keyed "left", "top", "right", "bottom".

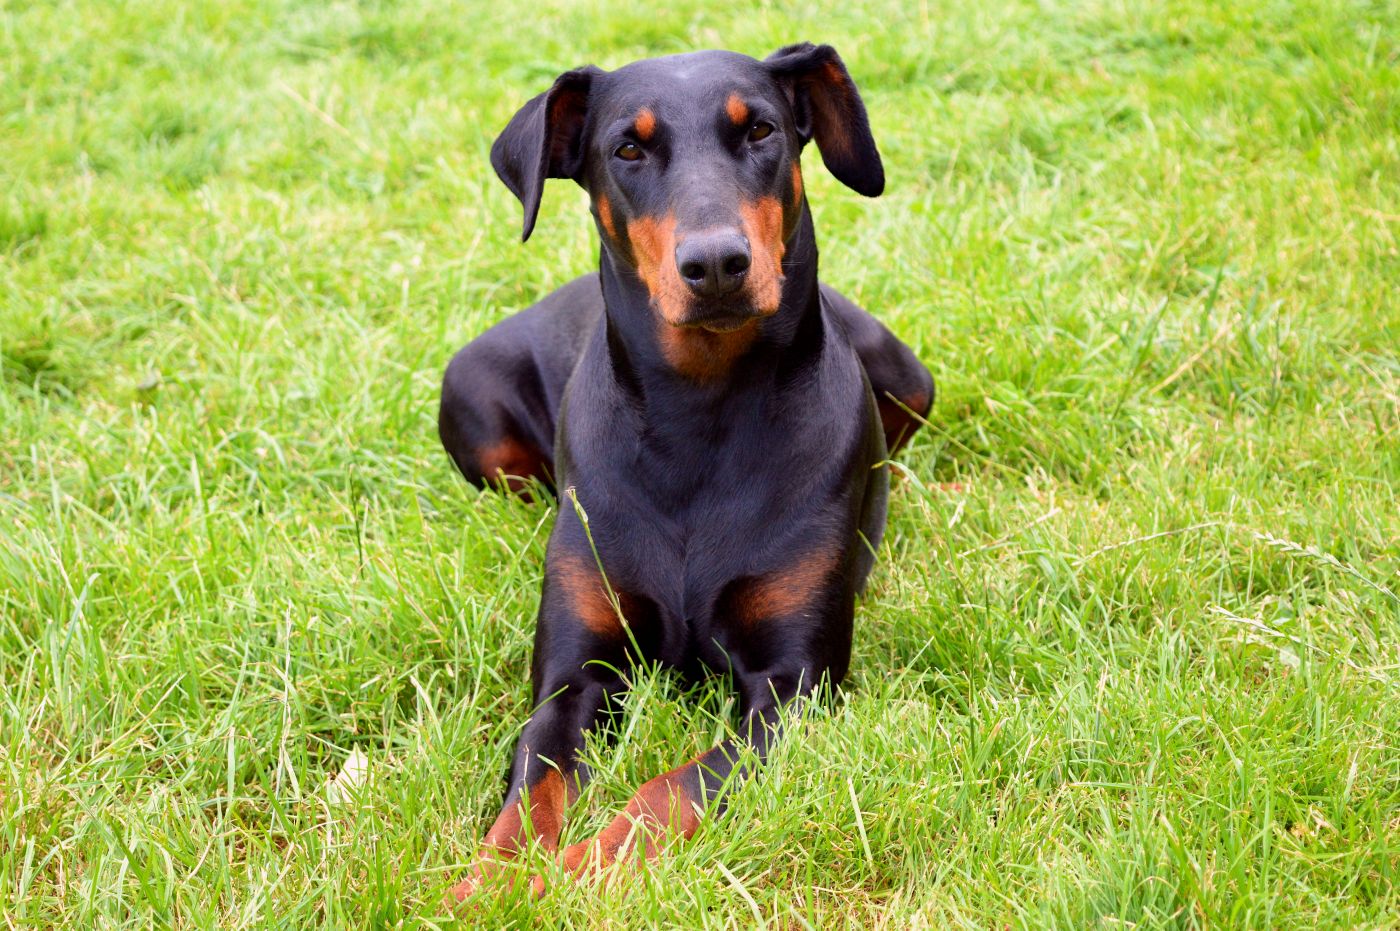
[
  {"left": 448, "top": 548, "right": 633, "bottom": 903},
  {"left": 558, "top": 662, "right": 824, "bottom": 876}
]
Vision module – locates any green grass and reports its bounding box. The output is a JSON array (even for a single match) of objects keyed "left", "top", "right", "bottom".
[{"left": 2, "top": 0, "right": 1398, "bottom": 927}]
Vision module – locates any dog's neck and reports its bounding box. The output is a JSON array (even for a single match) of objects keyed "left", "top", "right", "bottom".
[{"left": 596, "top": 204, "right": 823, "bottom": 397}]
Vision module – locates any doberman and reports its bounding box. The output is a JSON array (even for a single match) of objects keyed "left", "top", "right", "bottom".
[{"left": 440, "top": 44, "right": 933, "bottom": 900}]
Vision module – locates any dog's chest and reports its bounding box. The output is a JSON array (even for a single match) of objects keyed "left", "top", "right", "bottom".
[{"left": 582, "top": 455, "right": 856, "bottom": 659}]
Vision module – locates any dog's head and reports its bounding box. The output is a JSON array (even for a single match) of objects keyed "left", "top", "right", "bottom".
[{"left": 490, "top": 45, "right": 883, "bottom": 333}]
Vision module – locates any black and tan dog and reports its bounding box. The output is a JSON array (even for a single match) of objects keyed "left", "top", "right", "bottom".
[{"left": 440, "top": 44, "right": 932, "bottom": 900}]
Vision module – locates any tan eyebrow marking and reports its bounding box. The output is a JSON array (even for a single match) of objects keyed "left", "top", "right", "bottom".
[
  {"left": 725, "top": 93, "right": 749, "bottom": 126},
  {"left": 634, "top": 108, "right": 656, "bottom": 141}
]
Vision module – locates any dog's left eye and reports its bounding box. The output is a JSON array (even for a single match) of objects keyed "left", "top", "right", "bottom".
[
  {"left": 747, "top": 121, "right": 774, "bottom": 142},
  {"left": 615, "top": 142, "right": 643, "bottom": 161}
]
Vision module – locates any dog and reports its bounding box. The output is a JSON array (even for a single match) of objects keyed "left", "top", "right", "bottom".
[{"left": 439, "top": 44, "right": 933, "bottom": 900}]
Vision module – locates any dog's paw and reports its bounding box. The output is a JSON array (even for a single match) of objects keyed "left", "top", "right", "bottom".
[
  {"left": 444, "top": 860, "right": 545, "bottom": 910},
  {"left": 560, "top": 834, "right": 647, "bottom": 880},
  {"left": 560, "top": 838, "right": 597, "bottom": 875},
  {"left": 444, "top": 871, "right": 484, "bottom": 906}
]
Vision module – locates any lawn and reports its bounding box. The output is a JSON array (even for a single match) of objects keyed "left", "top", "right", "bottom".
[{"left": 2, "top": 0, "right": 1398, "bottom": 927}]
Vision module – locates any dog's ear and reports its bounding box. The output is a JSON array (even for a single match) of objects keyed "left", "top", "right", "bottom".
[
  {"left": 491, "top": 67, "right": 602, "bottom": 241},
  {"left": 764, "top": 43, "right": 883, "bottom": 197}
]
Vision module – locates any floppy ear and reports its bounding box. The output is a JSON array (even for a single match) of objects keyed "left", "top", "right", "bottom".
[
  {"left": 764, "top": 43, "right": 884, "bottom": 197},
  {"left": 490, "top": 66, "right": 601, "bottom": 241}
]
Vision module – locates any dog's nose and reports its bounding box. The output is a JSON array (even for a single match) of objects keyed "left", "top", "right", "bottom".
[{"left": 675, "top": 232, "right": 750, "bottom": 298}]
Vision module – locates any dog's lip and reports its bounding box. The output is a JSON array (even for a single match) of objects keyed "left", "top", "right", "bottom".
[
  {"left": 695, "top": 316, "right": 756, "bottom": 333},
  {"left": 674, "top": 300, "right": 766, "bottom": 333}
]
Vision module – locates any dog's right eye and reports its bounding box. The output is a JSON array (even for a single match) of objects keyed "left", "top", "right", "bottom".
[{"left": 614, "top": 143, "right": 643, "bottom": 161}]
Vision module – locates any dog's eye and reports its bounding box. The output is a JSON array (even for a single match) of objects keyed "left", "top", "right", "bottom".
[
  {"left": 614, "top": 142, "right": 643, "bottom": 161},
  {"left": 747, "top": 121, "right": 774, "bottom": 142}
]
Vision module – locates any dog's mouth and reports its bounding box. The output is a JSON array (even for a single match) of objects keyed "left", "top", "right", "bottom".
[
  {"left": 671, "top": 293, "right": 775, "bottom": 333},
  {"left": 696, "top": 316, "right": 755, "bottom": 334}
]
